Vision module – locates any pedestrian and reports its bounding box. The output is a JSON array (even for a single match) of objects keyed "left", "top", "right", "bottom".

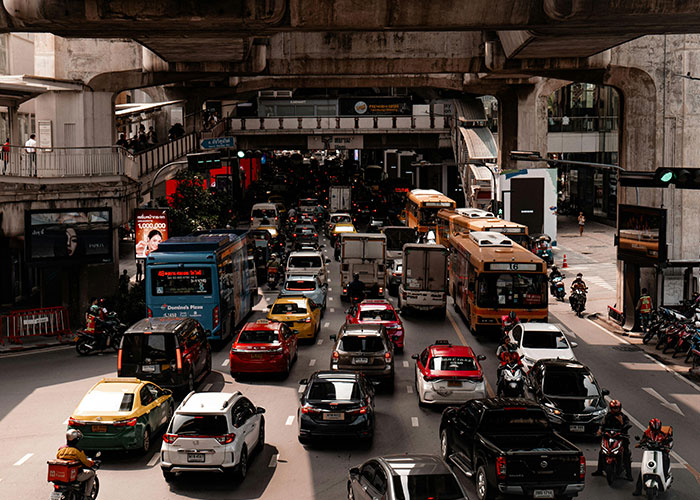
[
  {"left": 636, "top": 287, "right": 653, "bottom": 332},
  {"left": 116, "top": 133, "right": 128, "bottom": 148},
  {"left": 25, "top": 133, "right": 37, "bottom": 176},
  {"left": 119, "top": 269, "right": 130, "bottom": 295},
  {"left": 2, "top": 137, "right": 9, "bottom": 174},
  {"left": 577, "top": 211, "right": 585, "bottom": 236},
  {"left": 136, "top": 260, "right": 143, "bottom": 282},
  {"left": 147, "top": 126, "right": 158, "bottom": 145}
]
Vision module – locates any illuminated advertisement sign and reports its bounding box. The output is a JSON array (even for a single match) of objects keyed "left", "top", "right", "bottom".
[{"left": 134, "top": 208, "right": 169, "bottom": 259}]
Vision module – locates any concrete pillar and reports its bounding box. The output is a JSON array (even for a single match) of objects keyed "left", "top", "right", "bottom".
[{"left": 8, "top": 103, "right": 20, "bottom": 145}]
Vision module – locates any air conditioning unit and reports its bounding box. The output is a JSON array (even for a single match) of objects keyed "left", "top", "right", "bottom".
[
  {"left": 455, "top": 208, "right": 495, "bottom": 219},
  {"left": 468, "top": 231, "right": 513, "bottom": 247}
]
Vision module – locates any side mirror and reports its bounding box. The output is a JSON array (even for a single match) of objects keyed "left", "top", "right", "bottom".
[
  {"left": 349, "top": 466, "right": 360, "bottom": 477},
  {"left": 165, "top": 389, "right": 173, "bottom": 395},
  {"left": 256, "top": 407, "right": 266, "bottom": 414},
  {"left": 411, "top": 354, "right": 419, "bottom": 360},
  {"left": 477, "top": 355, "right": 486, "bottom": 361},
  {"left": 330, "top": 334, "right": 337, "bottom": 341},
  {"left": 601, "top": 388, "right": 610, "bottom": 396},
  {"left": 299, "top": 378, "right": 308, "bottom": 385},
  {"left": 570, "top": 341, "right": 578, "bottom": 348},
  {"left": 95, "top": 451, "right": 102, "bottom": 458}
]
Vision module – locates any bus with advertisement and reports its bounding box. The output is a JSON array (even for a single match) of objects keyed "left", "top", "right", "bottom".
[
  {"left": 145, "top": 231, "right": 256, "bottom": 344},
  {"left": 435, "top": 208, "right": 496, "bottom": 248},
  {"left": 449, "top": 231, "right": 547, "bottom": 334},
  {"left": 405, "top": 189, "right": 456, "bottom": 234}
]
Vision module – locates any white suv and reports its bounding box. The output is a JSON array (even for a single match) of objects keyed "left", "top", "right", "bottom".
[
  {"left": 286, "top": 251, "right": 330, "bottom": 285},
  {"left": 160, "top": 391, "right": 265, "bottom": 482}
]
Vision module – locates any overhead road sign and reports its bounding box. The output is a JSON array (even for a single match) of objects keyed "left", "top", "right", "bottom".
[{"left": 200, "top": 136, "right": 236, "bottom": 149}]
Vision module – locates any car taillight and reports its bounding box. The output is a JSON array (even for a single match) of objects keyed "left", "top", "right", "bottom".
[
  {"left": 301, "top": 405, "right": 319, "bottom": 414},
  {"left": 384, "top": 351, "right": 392, "bottom": 360},
  {"left": 213, "top": 305, "right": 219, "bottom": 328},
  {"left": 68, "top": 418, "right": 85, "bottom": 426},
  {"left": 303, "top": 317, "right": 312, "bottom": 323},
  {"left": 163, "top": 433, "right": 178, "bottom": 444},
  {"left": 579, "top": 456, "right": 586, "bottom": 479},
  {"left": 379, "top": 287, "right": 384, "bottom": 294},
  {"left": 117, "top": 349, "right": 123, "bottom": 373},
  {"left": 215, "top": 433, "right": 236, "bottom": 445},
  {"left": 332, "top": 351, "right": 339, "bottom": 360},
  {"left": 314, "top": 234, "right": 318, "bottom": 238},
  {"left": 176, "top": 347, "right": 183, "bottom": 372},
  {"left": 293, "top": 233, "right": 297, "bottom": 237},
  {"left": 113, "top": 418, "right": 138, "bottom": 427},
  {"left": 348, "top": 405, "right": 369, "bottom": 416},
  {"left": 496, "top": 456, "right": 507, "bottom": 480},
  {"left": 147, "top": 307, "right": 153, "bottom": 318}
]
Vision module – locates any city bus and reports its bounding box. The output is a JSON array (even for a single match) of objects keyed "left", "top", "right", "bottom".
[
  {"left": 145, "top": 231, "right": 256, "bottom": 343},
  {"left": 450, "top": 231, "right": 548, "bottom": 334},
  {"left": 405, "top": 189, "right": 456, "bottom": 234},
  {"left": 462, "top": 217, "right": 529, "bottom": 246},
  {"left": 436, "top": 208, "right": 495, "bottom": 248}
]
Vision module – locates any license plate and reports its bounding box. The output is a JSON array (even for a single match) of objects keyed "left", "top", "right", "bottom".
[
  {"left": 569, "top": 424, "right": 585, "bottom": 433},
  {"left": 533, "top": 489, "right": 554, "bottom": 499},
  {"left": 91, "top": 425, "right": 107, "bottom": 433},
  {"left": 352, "top": 357, "right": 369, "bottom": 364},
  {"left": 323, "top": 412, "right": 345, "bottom": 421},
  {"left": 50, "top": 492, "right": 63, "bottom": 500},
  {"left": 447, "top": 380, "right": 462, "bottom": 387},
  {"left": 250, "top": 353, "right": 263, "bottom": 359},
  {"left": 141, "top": 364, "right": 157, "bottom": 373},
  {"left": 187, "top": 453, "right": 205, "bottom": 463}
]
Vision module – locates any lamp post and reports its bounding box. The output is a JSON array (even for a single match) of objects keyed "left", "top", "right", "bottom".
[{"left": 147, "top": 160, "right": 188, "bottom": 207}]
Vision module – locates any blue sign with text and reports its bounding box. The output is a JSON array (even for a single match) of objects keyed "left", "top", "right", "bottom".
[{"left": 200, "top": 136, "right": 236, "bottom": 149}]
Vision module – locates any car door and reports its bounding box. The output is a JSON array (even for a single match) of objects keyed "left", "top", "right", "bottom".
[
  {"left": 139, "top": 384, "right": 160, "bottom": 434},
  {"left": 195, "top": 324, "right": 210, "bottom": 376},
  {"left": 179, "top": 328, "right": 200, "bottom": 379},
  {"left": 234, "top": 398, "right": 259, "bottom": 451},
  {"left": 453, "top": 402, "right": 480, "bottom": 464},
  {"left": 352, "top": 461, "right": 378, "bottom": 499},
  {"left": 367, "top": 464, "right": 388, "bottom": 500},
  {"left": 145, "top": 383, "right": 169, "bottom": 430}
]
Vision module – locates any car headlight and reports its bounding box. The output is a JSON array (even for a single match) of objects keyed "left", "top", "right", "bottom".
[
  {"left": 543, "top": 403, "right": 562, "bottom": 416},
  {"left": 591, "top": 409, "right": 607, "bottom": 418}
]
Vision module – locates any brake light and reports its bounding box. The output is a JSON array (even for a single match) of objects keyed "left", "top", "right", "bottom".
[
  {"left": 113, "top": 418, "right": 137, "bottom": 427},
  {"left": 301, "top": 405, "right": 320, "bottom": 414},
  {"left": 117, "top": 349, "right": 123, "bottom": 373},
  {"left": 68, "top": 418, "right": 85, "bottom": 426},
  {"left": 147, "top": 307, "right": 153, "bottom": 318},
  {"left": 379, "top": 287, "right": 384, "bottom": 294},
  {"left": 303, "top": 317, "right": 312, "bottom": 323},
  {"left": 384, "top": 351, "right": 392, "bottom": 360},
  {"left": 496, "top": 456, "right": 507, "bottom": 480},
  {"left": 163, "top": 433, "right": 178, "bottom": 444},
  {"left": 332, "top": 350, "right": 339, "bottom": 360},
  {"left": 215, "top": 433, "right": 236, "bottom": 445},
  {"left": 314, "top": 234, "right": 318, "bottom": 238},
  {"left": 213, "top": 305, "right": 220, "bottom": 328},
  {"left": 579, "top": 456, "right": 586, "bottom": 479},
  {"left": 176, "top": 347, "right": 183, "bottom": 372},
  {"left": 293, "top": 234, "right": 297, "bottom": 238}
]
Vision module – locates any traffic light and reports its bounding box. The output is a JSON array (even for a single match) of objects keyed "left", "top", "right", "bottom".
[
  {"left": 187, "top": 152, "right": 221, "bottom": 171},
  {"left": 654, "top": 168, "right": 700, "bottom": 189}
]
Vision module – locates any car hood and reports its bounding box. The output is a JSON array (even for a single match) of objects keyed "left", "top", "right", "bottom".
[{"left": 543, "top": 396, "right": 604, "bottom": 414}]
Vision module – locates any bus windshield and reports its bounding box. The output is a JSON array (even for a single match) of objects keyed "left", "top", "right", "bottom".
[
  {"left": 477, "top": 273, "right": 547, "bottom": 308},
  {"left": 151, "top": 267, "right": 213, "bottom": 296},
  {"left": 419, "top": 207, "right": 444, "bottom": 226}
]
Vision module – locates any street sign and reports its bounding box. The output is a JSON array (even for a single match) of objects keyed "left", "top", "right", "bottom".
[{"left": 200, "top": 136, "right": 236, "bottom": 149}]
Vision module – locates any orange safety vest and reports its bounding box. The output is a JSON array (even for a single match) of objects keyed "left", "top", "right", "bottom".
[
  {"left": 640, "top": 295, "right": 652, "bottom": 314},
  {"left": 85, "top": 314, "right": 96, "bottom": 333}
]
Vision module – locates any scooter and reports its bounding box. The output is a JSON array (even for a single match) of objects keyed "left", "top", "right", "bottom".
[
  {"left": 600, "top": 428, "right": 629, "bottom": 486},
  {"left": 550, "top": 275, "right": 566, "bottom": 301},
  {"left": 569, "top": 288, "right": 587, "bottom": 317},
  {"left": 75, "top": 313, "right": 124, "bottom": 356},
  {"left": 48, "top": 454, "right": 101, "bottom": 500},
  {"left": 497, "top": 362, "right": 525, "bottom": 397},
  {"left": 266, "top": 263, "right": 282, "bottom": 289},
  {"left": 635, "top": 438, "right": 673, "bottom": 499}
]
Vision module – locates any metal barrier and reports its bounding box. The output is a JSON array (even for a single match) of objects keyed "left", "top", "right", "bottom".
[
  {"left": 607, "top": 305, "right": 624, "bottom": 326},
  {"left": 0, "top": 306, "right": 71, "bottom": 345},
  {"left": 135, "top": 133, "right": 199, "bottom": 177}
]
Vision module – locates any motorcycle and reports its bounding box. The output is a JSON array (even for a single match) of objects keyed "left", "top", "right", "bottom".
[
  {"left": 635, "top": 438, "right": 673, "bottom": 499},
  {"left": 266, "top": 263, "right": 283, "bottom": 289},
  {"left": 569, "top": 288, "right": 587, "bottom": 317},
  {"left": 500, "top": 314, "right": 520, "bottom": 337},
  {"left": 549, "top": 275, "right": 566, "bottom": 301},
  {"left": 600, "top": 428, "right": 630, "bottom": 486},
  {"left": 48, "top": 454, "right": 101, "bottom": 500},
  {"left": 497, "top": 362, "right": 525, "bottom": 397},
  {"left": 76, "top": 312, "right": 125, "bottom": 356}
]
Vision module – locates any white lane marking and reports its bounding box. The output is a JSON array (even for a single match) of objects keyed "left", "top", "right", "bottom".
[
  {"left": 268, "top": 454, "right": 278, "bottom": 468},
  {"left": 0, "top": 345, "right": 75, "bottom": 358},
  {"left": 298, "top": 384, "right": 306, "bottom": 393},
  {"left": 63, "top": 418, "right": 69, "bottom": 425},
  {"left": 330, "top": 308, "right": 335, "bottom": 313},
  {"left": 285, "top": 415, "right": 295, "bottom": 426},
  {"left": 317, "top": 339, "right": 323, "bottom": 345},
  {"left": 309, "top": 359, "right": 316, "bottom": 366},
  {"left": 406, "top": 385, "right": 413, "bottom": 394},
  {"left": 203, "top": 383, "right": 213, "bottom": 391},
  {"left": 328, "top": 278, "right": 332, "bottom": 283},
  {"left": 14, "top": 453, "right": 32, "bottom": 466},
  {"left": 323, "top": 322, "right": 330, "bottom": 328},
  {"left": 402, "top": 361, "right": 409, "bottom": 368},
  {"left": 147, "top": 453, "right": 161, "bottom": 467},
  {"left": 411, "top": 417, "right": 419, "bottom": 427},
  {"left": 642, "top": 387, "right": 685, "bottom": 416},
  {"left": 328, "top": 287, "right": 333, "bottom": 292},
  {"left": 222, "top": 359, "right": 230, "bottom": 367},
  {"left": 329, "top": 297, "right": 334, "bottom": 301}
]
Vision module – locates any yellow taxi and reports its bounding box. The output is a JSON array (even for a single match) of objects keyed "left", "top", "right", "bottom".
[
  {"left": 258, "top": 225, "right": 279, "bottom": 239},
  {"left": 67, "top": 378, "right": 174, "bottom": 453},
  {"left": 267, "top": 296, "right": 321, "bottom": 340},
  {"left": 330, "top": 222, "right": 357, "bottom": 245}
]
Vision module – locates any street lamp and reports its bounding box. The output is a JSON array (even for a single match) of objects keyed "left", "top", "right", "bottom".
[{"left": 147, "top": 160, "right": 188, "bottom": 207}]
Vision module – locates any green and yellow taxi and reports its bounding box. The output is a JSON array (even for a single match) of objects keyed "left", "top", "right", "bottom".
[
  {"left": 267, "top": 296, "right": 322, "bottom": 340},
  {"left": 330, "top": 222, "right": 357, "bottom": 246},
  {"left": 67, "top": 378, "right": 174, "bottom": 453}
]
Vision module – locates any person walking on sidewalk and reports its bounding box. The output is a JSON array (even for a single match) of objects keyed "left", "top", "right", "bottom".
[
  {"left": 2, "top": 138, "right": 9, "bottom": 174},
  {"left": 119, "top": 269, "right": 130, "bottom": 296},
  {"left": 25, "top": 134, "right": 37, "bottom": 176},
  {"left": 577, "top": 211, "right": 586, "bottom": 236},
  {"left": 636, "top": 288, "right": 653, "bottom": 332},
  {"left": 136, "top": 260, "right": 143, "bottom": 282}
]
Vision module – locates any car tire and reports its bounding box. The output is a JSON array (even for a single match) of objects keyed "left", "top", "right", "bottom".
[
  {"left": 236, "top": 447, "right": 248, "bottom": 481},
  {"left": 205, "top": 352, "right": 213, "bottom": 377},
  {"left": 256, "top": 418, "right": 265, "bottom": 453},
  {"left": 440, "top": 429, "right": 452, "bottom": 460},
  {"left": 140, "top": 427, "right": 151, "bottom": 455},
  {"left": 162, "top": 470, "right": 176, "bottom": 483},
  {"left": 476, "top": 464, "right": 495, "bottom": 500},
  {"left": 298, "top": 435, "right": 311, "bottom": 446}
]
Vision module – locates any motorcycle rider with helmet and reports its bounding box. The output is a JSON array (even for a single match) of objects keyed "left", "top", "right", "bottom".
[
  {"left": 633, "top": 418, "right": 673, "bottom": 496},
  {"left": 571, "top": 273, "right": 587, "bottom": 293},
  {"left": 501, "top": 310, "right": 519, "bottom": 334},
  {"left": 266, "top": 252, "right": 281, "bottom": 283},
  {"left": 549, "top": 265, "right": 563, "bottom": 281},
  {"left": 56, "top": 429, "right": 97, "bottom": 498},
  {"left": 85, "top": 298, "right": 107, "bottom": 351},
  {"left": 591, "top": 399, "right": 633, "bottom": 480},
  {"left": 347, "top": 273, "right": 366, "bottom": 304},
  {"left": 496, "top": 339, "right": 523, "bottom": 395}
]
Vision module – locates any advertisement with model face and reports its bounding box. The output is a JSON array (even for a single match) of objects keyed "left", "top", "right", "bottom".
[
  {"left": 25, "top": 208, "right": 113, "bottom": 264},
  {"left": 134, "top": 208, "right": 169, "bottom": 259}
]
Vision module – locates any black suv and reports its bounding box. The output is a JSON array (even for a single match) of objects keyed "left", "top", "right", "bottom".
[{"left": 118, "top": 317, "right": 212, "bottom": 395}]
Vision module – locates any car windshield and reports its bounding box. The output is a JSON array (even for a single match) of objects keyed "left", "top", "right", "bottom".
[
  {"left": 237, "top": 330, "right": 279, "bottom": 344},
  {"left": 289, "top": 256, "right": 322, "bottom": 268},
  {"left": 339, "top": 336, "right": 385, "bottom": 352},
  {"left": 395, "top": 473, "right": 463, "bottom": 500},
  {"left": 170, "top": 414, "right": 228, "bottom": 435},
  {"left": 522, "top": 331, "right": 569, "bottom": 349},
  {"left": 543, "top": 368, "right": 599, "bottom": 398},
  {"left": 332, "top": 215, "right": 352, "bottom": 224},
  {"left": 77, "top": 390, "right": 135, "bottom": 413},
  {"left": 359, "top": 308, "right": 397, "bottom": 322},
  {"left": 252, "top": 209, "right": 276, "bottom": 218},
  {"left": 285, "top": 280, "right": 316, "bottom": 291},
  {"left": 307, "top": 380, "right": 361, "bottom": 401},
  {"left": 477, "top": 273, "right": 547, "bottom": 308},
  {"left": 121, "top": 334, "right": 176, "bottom": 363},
  {"left": 384, "top": 228, "right": 417, "bottom": 251},
  {"left": 429, "top": 356, "right": 478, "bottom": 371},
  {"left": 335, "top": 225, "right": 355, "bottom": 233},
  {"left": 271, "top": 302, "right": 307, "bottom": 315}
]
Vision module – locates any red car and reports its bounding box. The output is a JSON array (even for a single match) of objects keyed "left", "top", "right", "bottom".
[
  {"left": 345, "top": 299, "right": 405, "bottom": 352},
  {"left": 229, "top": 319, "right": 298, "bottom": 377}
]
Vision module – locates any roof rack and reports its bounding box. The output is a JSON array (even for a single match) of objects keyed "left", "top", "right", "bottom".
[
  {"left": 221, "top": 391, "right": 242, "bottom": 410},
  {"left": 468, "top": 231, "right": 513, "bottom": 247},
  {"left": 455, "top": 208, "right": 495, "bottom": 219}
]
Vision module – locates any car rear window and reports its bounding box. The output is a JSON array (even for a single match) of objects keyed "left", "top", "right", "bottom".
[
  {"left": 307, "top": 380, "right": 361, "bottom": 401},
  {"left": 359, "top": 307, "right": 396, "bottom": 322},
  {"left": 285, "top": 280, "right": 316, "bottom": 291},
  {"left": 398, "top": 474, "right": 463, "bottom": 500},
  {"left": 237, "top": 330, "right": 279, "bottom": 344},
  {"left": 429, "top": 356, "right": 477, "bottom": 371},
  {"left": 271, "top": 302, "right": 307, "bottom": 315},
  {"left": 543, "top": 369, "right": 598, "bottom": 398},
  {"left": 170, "top": 414, "right": 228, "bottom": 436},
  {"left": 121, "top": 333, "right": 176, "bottom": 363},
  {"left": 77, "top": 390, "right": 135, "bottom": 413},
  {"left": 339, "top": 336, "right": 385, "bottom": 352},
  {"left": 289, "top": 256, "right": 322, "bottom": 268},
  {"left": 522, "top": 331, "right": 569, "bottom": 349}
]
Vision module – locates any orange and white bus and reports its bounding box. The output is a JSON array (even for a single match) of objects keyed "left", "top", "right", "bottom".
[
  {"left": 450, "top": 231, "right": 547, "bottom": 334},
  {"left": 436, "top": 208, "right": 495, "bottom": 248},
  {"left": 405, "top": 189, "right": 456, "bottom": 234}
]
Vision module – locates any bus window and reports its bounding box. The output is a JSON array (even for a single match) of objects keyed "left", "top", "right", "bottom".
[
  {"left": 477, "top": 273, "right": 546, "bottom": 308},
  {"left": 151, "top": 267, "right": 213, "bottom": 296}
]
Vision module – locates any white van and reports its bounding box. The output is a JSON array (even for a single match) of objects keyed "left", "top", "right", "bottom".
[
  {"left": 250, "top": 203, "right": 280, "bottom": 229},
  {"left": 285, "top": 251, "right": 330, "bottom": 285}
]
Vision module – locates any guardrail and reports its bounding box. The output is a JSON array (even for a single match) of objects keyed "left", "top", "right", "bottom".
[
  {"left": 227, "top": 115, "right": 450, "bottom": 133},
  {"left": 134, "top": 132, "right": 199, "bottom": 177},
  {"left": 0, "top": 306, "right": 71, "bottom": 345}
]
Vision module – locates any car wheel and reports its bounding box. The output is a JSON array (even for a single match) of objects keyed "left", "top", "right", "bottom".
[
  {"left": 140, "top": 427, "right": 151, "bottom": 455},
  {"left": 476, "top": 465, "right": 494, "bottom": 500},
  {"left": 256, "top": 418, "right": 265, "bottom": 453},
  {"left": 236, "top": 447, "right": 248, "bottom": 481},
  {"left": 162, "top": 470, "right": 176, "bottom": 483},
  {"left": 440, "top": 429, "right": 452, "bottom": 460}
]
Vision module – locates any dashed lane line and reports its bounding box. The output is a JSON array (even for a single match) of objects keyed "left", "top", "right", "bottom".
[
  {"left": 309, "top": 359, "right": 316, "bottom": 367},
  {"left": 285, "top": 416, "right": 295, "bottom": 426},
  {"left": 268, "top": 454, "right": 278, "bottom": 468},
  {"left": 406, "top": 385, "right": 413, "bottom": 394},
  {"left": 329, "top": 297, "right": 334, "bottom": 301},
  {"left": 147, "top": 453, "right": 160, "bottom": 467},
  {"left": 330, "top": 308, "right": 335, "bottom": 313},
  {"left": 323, "top": 322, "right": 330, "bottom": 328},
  {"left": 222, "top": 359, "right": 230, "bottom": 367},
  {"left": 0, "top": 345, "right": 74, "bottom": 358},
  {"left": 317, "top": 339, "right": 323, "bottom": 346},
  {"left": 402, "top": 360, "right": 409, "bottom": 368},
  {"left": 411, "top": 417, "right": 419, "bottom": 427},
  {"left": 14, "top": 453, "right": 32, "bottom": 466},
  {"left": 328, "top": 287, "right": 333, "bottom": 291},
  {"left": 203, "top": 383, "right": 213, "bottom": 391}
]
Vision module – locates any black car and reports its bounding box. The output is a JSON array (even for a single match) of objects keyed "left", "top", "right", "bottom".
[
  {"left": 118, "top": 317, "right": 212, "bottom": 395},
  {"left": 298, "top": 370, "right": 375, "bottom": 445},
  {"left": 292, "top": 224, "right": 319, "bottom": 250},
  {"left": 526, "top": 359, "right": 609, "bottom": 436}
]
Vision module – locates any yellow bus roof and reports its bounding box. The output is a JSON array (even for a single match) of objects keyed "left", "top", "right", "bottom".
[
  {"left": 463, "top": 217, "right": 528, "bottom": 234},
  {"left": 407, "top": 189, "right": 456, "bottom": 207},
  {"left": 451, "top": 232, "right": 544, "bottom": 268}
]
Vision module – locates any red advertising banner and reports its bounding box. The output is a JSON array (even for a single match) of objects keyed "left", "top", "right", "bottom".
[{"left": 134, "top": 209, "right": 169, "bottom": 259}]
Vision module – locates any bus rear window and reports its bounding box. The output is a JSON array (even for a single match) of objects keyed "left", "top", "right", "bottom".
[{"left": 151, "top": 267, "right": 213, "bottom": 296}]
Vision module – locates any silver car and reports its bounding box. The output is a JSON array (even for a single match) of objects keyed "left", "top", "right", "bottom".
[
  {"left": 347, "top": 454, "right": 469, "bottom": 500},
  {"left": 278, "top": 274, "right": 328, "bottom": 314}
]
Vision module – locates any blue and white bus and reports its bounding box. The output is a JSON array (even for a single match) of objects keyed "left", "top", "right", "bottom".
[{"left": 145, "top": 231, "right": 257, "bottom": 342}]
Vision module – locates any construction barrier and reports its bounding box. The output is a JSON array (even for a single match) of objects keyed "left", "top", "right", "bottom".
[{"left": 0, "top": 306, "right": 71, "bottom": 345}]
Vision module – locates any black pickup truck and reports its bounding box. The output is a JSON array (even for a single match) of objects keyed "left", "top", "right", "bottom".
[{"left": 440, "top": 398, "right": 585, "bottom": 500}]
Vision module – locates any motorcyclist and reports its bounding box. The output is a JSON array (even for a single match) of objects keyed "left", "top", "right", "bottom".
[
  {"left": 56, "top": 429, "right": 96, "bottom": 498},
  {"left": 571, "top": 272, "right": 587, "bottom": 293},
  {"left": 633, "top": 418, "right": 673, "bottom": 496},
  {"left": 334, "top": 237, "right": 341, "bottom": 261},
  {"left": 496, "top": 340, "right": 523, "bottom": 394},
  {"left": 85, "top": 297, "right": 107, "bottom": 351},
  {"left": 636, "top": 288, "right": 653, "bottom": 332},
  {"left": 549, "top": 265, "right": 563, "bottom": 281},
  {"left": 347, "top": 273, "right": 365, "bottom": 304},
  {"left": 592, "top": 399, "right": 633, "bottom": 480},
  {"left": 502, "top": 310, "right": 519, "bottom": 334}
]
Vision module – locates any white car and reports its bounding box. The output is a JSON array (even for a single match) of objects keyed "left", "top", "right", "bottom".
[
  {"left": 161, "top": 391, "right": 265, "bottom": 481},
  {"left": 286, "top": 251, "right": 330, "bottom": 285},
  {"left": 508, "top": 323, "right": 577, "bottom": 371}
]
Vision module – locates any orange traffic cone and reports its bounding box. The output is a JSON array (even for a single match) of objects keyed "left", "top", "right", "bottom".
[{"left": 562, "top": 254, "right": 568, "bottom": 268}]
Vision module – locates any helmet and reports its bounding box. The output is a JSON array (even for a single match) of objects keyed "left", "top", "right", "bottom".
[
  {"left": 66, "top": 429, "right": 83, "bottom": 443},
  {"left": 353, "top": 273, "right": 360, "bottom": 281},
  {"left": 551, "top": 266, "right": 558, "bottom": 272},
  {"left": 609, "top": 399, "right": 622, "bottom": 414},
  {"left": 649, "top": 418, "right": 662, "bottom": 432},
  {"left": 507, "top": 342, "right": 518, "bottom": 352},
  {"left": 271, "top": 253, "right": 278, "bottom": 259},
  {"left": 577, "top": 273, "right": 583, "bottom": 278},
  {"left": 508, "top": 311, "right": 517, "bottom": 321}
]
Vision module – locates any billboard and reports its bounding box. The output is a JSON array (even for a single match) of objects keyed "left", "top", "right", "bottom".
[
  {"left": 134, "top": 208, "right": 169, "bottom": 259},
  {"left": 617, "top": 204, "right": 667, "bottom": 265},
  {"left": 25, "top": 208, "right": 113, "bottom": 264},
  {"left": 338, "top": 97, "right": 412, "bottom": 116}
]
